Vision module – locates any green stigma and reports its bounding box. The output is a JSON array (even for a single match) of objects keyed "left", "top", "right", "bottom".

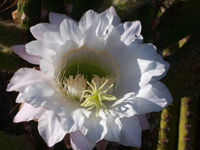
[{"left": 81, "top": 79, "right": 117, "bottom": 117}]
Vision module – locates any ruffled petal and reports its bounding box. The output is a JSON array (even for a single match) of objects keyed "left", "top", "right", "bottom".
[
  {"left": 104, "top": 26, "right": 125, "bottom": 60},
  {"left": 79, "top": 9, "right": 118, "bottom": 51},
  {"left": 116, "top": 21, "right": 142, "bottom": 45},
  {"left": 11, "top": 45, "right": 39, "bottom": 64},
  {"left": 20, "top": 81, "right": 92, "bottom": 136},
  {"left": 119, "top": 116, "right": 142, "bottom": 147},
  {"left": 113, "top": 81, "right": 172, "bottom": 117},
  {"left": 137, "top": 115, "right": 150, "bottom": 130},
  {"left": 25, "top": 40, "right": 55, "bottom": 62},
  {"left": 60, "top": 105, "right": 91, "bottom": 134},
  {"left": 116, "top": 43, "right": 168, "bottom": 98},
  {"left": 14, "top": 103, "right": 46, "bottom": 123},
  {"left": 42, "top": 31, "right": 64, "bottom": 46},
  {"left": 60, "top": 106, "right": 105, "bottom": 143},
  {"left": 22, "top": 82, "right": 65, "bottom": 114},
  {"left": 49, "top": 12, "right": 72, "bottom": 26},
  {"left": 79, "top": 10, "right": 99, "bottom": 34},
  {"left": 30, "top": 23, "right": 58, "bottom": 41},
  {"left": 81, "top": 112, "right": 105, "bottom": 143},
  {"left": 39, "top": 59, "right": 56, "bottom": 77},
  {"left": 136, "top": 44, "right": 158, "bottom": 74},
  {"left": 16, "top": 93, "right": 25, "bottom": 103},
  {"left": 59, "top": 19, "right": 83, "bottom": 45},
  {"left": 79, "top": 10, "right": 104, "bottom": 51},
  {"left": 111, "top": 94, "right": 138, "bottom": 118},
  {"left": 70, "top": 131, "right": 96, "bottom": 150},
  {"left": 102, "top": 115, "right": 121, "bottom": 142},
  {"left": 136, "top": 81, "right": 173, "bottom": 114},
  {"left": 7, "top": 68, "right": 57, "bottom": 93},
  {"left": 115, "top": 44, "right": 142, "bottom": 97},
  {"left": 102, "top": 6, "right": 121, "bottom": 26},
  {"left": 142, "top": 54, "right": 170, "bottom": 81},
  {"left": 38, "top": 110, "right": 66, "bottom": 147}
]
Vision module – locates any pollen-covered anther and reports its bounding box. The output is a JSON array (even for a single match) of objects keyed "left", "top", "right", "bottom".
[{"left": 81, "top": 79, "right": 117, "bottom": 117}]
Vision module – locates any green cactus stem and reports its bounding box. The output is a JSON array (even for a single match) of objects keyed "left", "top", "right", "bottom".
[
  {"left": 157, "top": 100, "right": 180, "bottom": 150},
  {"left": 0, "top": 22, "right": 27, "bottom": 47},
  {"left": 177, "top": 96, "right": 199, "bottom": 150},
  {"left": 17, "top": 0, "right": 41, "bottom": 41}
]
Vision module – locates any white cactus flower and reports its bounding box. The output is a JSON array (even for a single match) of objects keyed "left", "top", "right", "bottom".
[{"left": 8, "top": 6, "right": 172, "bottom": 150}]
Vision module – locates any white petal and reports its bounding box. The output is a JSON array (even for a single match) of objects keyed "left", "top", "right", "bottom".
[
  {"left": 119, "top": 116, "right": 142, "bottom": 147},
  {"left": 11, "top": 45, "right": 39, "bottom": 64},
  {"left": 59, "top": 105, "right": 91, "bottom": 134},
  {"left": 137, "top": 115, "right": 150, "bottom": 130},
  {"left": 115, "top": 44, "right": 142, "bottom": 96},
  {"left": 143, "top": 54, "right": 170, "bottom": 81},
  {"left": 14, "top": 103, "right": 46, "bottom": 123},
  {"left": 136, "top": 81, "right": 173, "bottom": 114},
  {"left": 136, "top": 44, "right": 158, "bottom": 74},
  {"left": 30, "top": 23, "right": 58, "bottom": 41},
  {"left": 39, "top": 59, "right": 56, "bottom": 77},
  {"left": 59, "top": 19, "right": 83, "bottom": 45},
  {"left": 111, "top": 94, "right": 138, "bottom": 118},
  {"left": 16, "top": 93, "right": 25, "bottom": 103},
  {"left": 116, "top": 43, "right": 165, "bottom": 96},
  {"left": 116, "top": 21, "right": 142, "bottom": 45},
  {"left": 49, "top": 40, "right": 78, "bottom": 68},
  {"left": 79, "top": 10, "right": 99, "bottom": 33},
  {"left": 22, "top": 82, "right": 66, "bottom": 114},
  {"left": 72, "top": 112, "right": 105, "bottom": 143},
  {"left": 49, "top": 12, "right": 72, "bottom": 26},
  {"left": 59, "top": 102, "right": 81, "bottom": 133},
  {"left": 25, "top": 40, "right": 55, "bottom": 62},
  {"left": 7, "top": 68, "right": 57, "bottom": 93},
  {"left": 57, "top": 40, "right": 78, "bottom": 57},
  {"left": 102, "top": 6, "right": 121, "bottom": 26},
  {"left": 70, "top": 131, "right": 96, "bottom": 150},
  {"left": 42, "top": 31, "right": 63, "bottom": 46},
  {"left": 113, "top": 81, "right": 172, "bottom": 117},
  {"left": 38, "top": 110, "right": 66, "bottom": 147},
  {"left": 79, "top": 10, "right": 108, "bottom": 51},
  {"left": 102, "top": 115, "right": 121, "bottom": 142},
  {"left": 104, "top": 26, "right": 125, "bottom": 60}
]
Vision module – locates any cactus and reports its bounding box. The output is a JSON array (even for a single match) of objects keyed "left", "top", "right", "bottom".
[
  {"left": 0, "top": 22, "right": 27, "bottom": 47},
  {"left": 177, "top": 96, "right": 200, "bottom": 150},
  {"left": 0, "top": 0, "right": 200, "bottom": 150}
]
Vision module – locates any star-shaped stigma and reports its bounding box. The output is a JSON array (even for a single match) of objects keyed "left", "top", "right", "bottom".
[{"left": 81, "top": 79, "right": 117, "bottom": 117}]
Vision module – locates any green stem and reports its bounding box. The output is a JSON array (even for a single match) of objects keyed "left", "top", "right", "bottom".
[{"left": 157, "top": 100, "right": 180, "bottom": 150}]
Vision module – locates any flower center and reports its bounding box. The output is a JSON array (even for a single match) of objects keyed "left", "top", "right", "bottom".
[
  {"left": 81, "top": 79, "right": 117, "bottom": 117},
  {"left": 55, "top": 46, "right": 119, "bottom": 115}
]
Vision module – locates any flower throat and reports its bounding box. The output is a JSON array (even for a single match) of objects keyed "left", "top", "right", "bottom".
[{"left": 55, "top": 46, "right": 119, "bottom": 116}]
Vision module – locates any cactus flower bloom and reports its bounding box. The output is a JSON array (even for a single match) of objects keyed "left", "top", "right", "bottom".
[{"left": 8, "top": 7, "right": 172, "bottom": 150}]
